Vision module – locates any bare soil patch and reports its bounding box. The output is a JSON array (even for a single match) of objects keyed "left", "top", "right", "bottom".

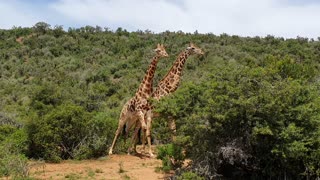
[{"left": 29, "top": 146, "right": 169, "bottom": 180}]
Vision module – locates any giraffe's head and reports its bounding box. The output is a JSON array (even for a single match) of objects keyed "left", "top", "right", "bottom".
[
  {"left": 186, "top": 43, "right": 204, "bottom": 55},
  {"left": 154, "top": 43, "right": 169, "bottom": 57}
]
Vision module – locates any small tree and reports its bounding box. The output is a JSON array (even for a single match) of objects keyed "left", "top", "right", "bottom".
[{"left": 33, "top": 22, "right": 51, "bottom": 34}]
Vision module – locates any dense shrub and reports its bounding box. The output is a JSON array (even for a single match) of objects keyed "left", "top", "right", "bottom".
[
  {"left": 0, "top": 128, "right": 29, "bottom": 178},
  {"left": 177, "top": 172, "right": 204, "bottom": 180},
  {"left": 155, "top": 56, "right": 320, "bottom": 179},
  {"left": 26, "top": 103, "right": 117, "bottom": 161},
  {"left": 157, "top": 143, "right": 185, "bottom": 172},
  {"left": 1, "top": 23, "right": 320, "bottom": 179}
]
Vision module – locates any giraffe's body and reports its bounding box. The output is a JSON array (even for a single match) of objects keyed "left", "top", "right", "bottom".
[
  {"left": 108, "top": 44, "right": 168, "bottom": 156},
  {"left": 131, "top": 43, "right": 204, "bottom": 155}
]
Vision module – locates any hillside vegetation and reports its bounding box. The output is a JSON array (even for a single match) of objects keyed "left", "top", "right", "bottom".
[{"left": 0, "top": 22, "right": 320, "bottom": 179}]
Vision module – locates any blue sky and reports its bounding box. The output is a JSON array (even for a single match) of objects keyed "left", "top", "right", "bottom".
[{"left": 0, "top": 0, "right": 319, "bottom": 38}]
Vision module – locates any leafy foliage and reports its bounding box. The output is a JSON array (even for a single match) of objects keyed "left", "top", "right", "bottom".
[
  {"left": 157, "top": 143, "right": 185, "bottom": 172},
  {"left": 155, "top": 54, "right": 320, "bottom": 178},
  {"left": 0, "top": 23, "right": 320, "bottom": 179},
  {"left": 26, "top": 104, "right": 117, "bottom": 162},
  {"left": 177, "top": 172, "right": 204, "bottom": 180},
  {"left": 0, "top": 128, "right": 29, "bottom": 178}
]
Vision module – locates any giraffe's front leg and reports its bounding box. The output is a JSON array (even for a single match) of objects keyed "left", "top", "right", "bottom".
[{"left": 137, "top": 111, "right": 147, "bottom": 130}]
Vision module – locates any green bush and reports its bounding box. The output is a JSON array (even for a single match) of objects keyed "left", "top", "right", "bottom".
[
  {"left": 71, "top": 112, "right": 118, "bottom": 159},
  {"left": 0, "top": 125, "right": 17, "bottom": 141},
  {"left": 177, "top": 172, "right": 204, "bottom": 180},
  {"left": 26, "top": 103, "right": 88, "bottom": 162},
  {"left": 26, "top": 103, "right": 117, "bottom": 161},
  {"left": 0, "top": 151, "right": 29, "bottom": 178},
  {"left": 0, "top": 128, "right": 30, "bottom": 178},
  {"left": 157, "top": 143, "right": 185, "bottom": 172},
  {"left": 155, "top": 58, "right": 320, "bottom": 178}
]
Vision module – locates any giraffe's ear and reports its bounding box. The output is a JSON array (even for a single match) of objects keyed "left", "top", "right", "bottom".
[
  {"left": 187, "top": 42, "right": 195, "bottom": 50},
  {"left": 157, "top": 43, "right": 160, "bottom": 48},
  {"left": 187, "top": 44, "right": 192, "bottom": 50}
]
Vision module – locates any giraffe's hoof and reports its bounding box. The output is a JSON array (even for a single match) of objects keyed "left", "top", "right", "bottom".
[
  {"left": 149, "top": 153, "right": 155, "bottom": 158},
  {"left": 127, "top": 148, "right": 132, "bottom": 155},
  {"left": 127, "top": 148, "right": 134, "bottom": 155},
  {"left": 108, "top": 150, "right": 113, "bottom": 155}
]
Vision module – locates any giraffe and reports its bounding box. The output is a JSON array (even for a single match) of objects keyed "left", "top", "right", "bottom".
[
  {"left": 152, "top": 43, "right": 204, "bottom": 100},
  {"left": 108, "top": 44, "right": 168, "bottom": 156},
  {"left": 131, "top": 43, "right": 204, "bottom": 156}
]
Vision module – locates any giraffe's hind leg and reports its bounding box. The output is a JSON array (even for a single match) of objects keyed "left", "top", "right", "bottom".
[
  {"left": 146, "top": 110, "right": 154, "bottom": 157},
  {"left": 128, "top": 122, "right": 141, "bottom": 155},
  {"left": 141, "top": 127, "right": 146, "bottom": 153},
  {"left": 108, "top": 107, "right": 129, "bottom": 155},
  {"left": 130, "top": 121, "right": 146, "bottom": 154}
]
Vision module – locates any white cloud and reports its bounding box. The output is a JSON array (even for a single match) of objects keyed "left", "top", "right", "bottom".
[
  {"left": 183, "top": 0, "right": 320, "bottom": 38},
  {"left": 1, "top": 0, "right": 320, "bottom": 38},
  {"left": 50, "top": 0, "right": 192, "bottom": 31},
  {"left": 0, "top": 0, "right": 40, "bottom": 28}
]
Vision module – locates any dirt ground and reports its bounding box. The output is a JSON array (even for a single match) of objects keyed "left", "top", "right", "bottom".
[{"left": 28, "top": 146, "right": 172, "bottom": 180}]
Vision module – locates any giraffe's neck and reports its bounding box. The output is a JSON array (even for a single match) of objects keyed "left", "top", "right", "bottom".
[
  {"left": 152, "top": 50, "right": 191, "bottom": 100},
  {"left": 135, "top": 55, "right": 161, "bottom": 98}
]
